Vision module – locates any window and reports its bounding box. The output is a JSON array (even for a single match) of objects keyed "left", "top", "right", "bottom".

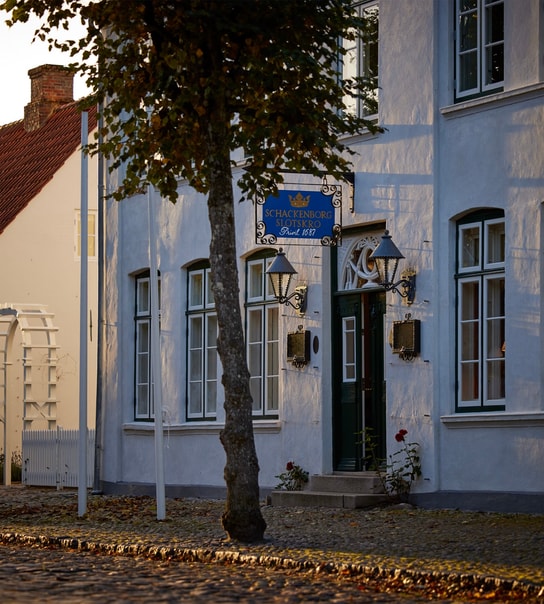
[
  {"left": 186, "top": 263, "right": 219, "bottom": 421},
  {"left": 456, "top": 211, "right": 505, "bottom": 411},
  {"left": 134, "top": 272, "right": 160, "bottom": 420},
  {"left": 341, "top": 1, "right": 379, "bottom": 118},
  {"left": 246, "top": 253, "right": 279, "bottom": 418},
  {"left": 75, "top": 211, "right": 97, "bottom": 258},
  {"left": 455, "top": 0, "right": 504, "bottom": 101}
]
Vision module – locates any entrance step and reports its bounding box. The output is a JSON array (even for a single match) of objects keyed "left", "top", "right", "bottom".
[
  {"left": 270, "top": 472, "right": 390, "bottom": 509},
  {"left": 270, "top": 490, "right": 389, "bottom": 509},
  {"left": 309, "top": 472, "right": 384, "bottom": 494}
]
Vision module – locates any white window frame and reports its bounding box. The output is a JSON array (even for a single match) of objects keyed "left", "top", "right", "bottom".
[
  {"left": 134, "top": 274, "right": 160, "bottom": 420},
  {"left": 341, "top": 1, "right": 379, "bottom": 119},
  {"left": 456, "top": 214, "right": 505, "bottom": 410},
  {"left": 246, "top": 256, "right": 279, "bottom": 418},
  {"left": 342, "top": 316, "right": 357, "bottom": 383},
  {"left": 186, "top": 266, "right": 219, "bottom": 421},
  {"left": 455, "top": 0, "right": 504, "bottom": 101}
]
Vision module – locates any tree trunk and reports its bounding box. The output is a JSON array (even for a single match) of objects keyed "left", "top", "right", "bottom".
[{"left": 205, "top": 119, "right": 266, "bottom": 543}]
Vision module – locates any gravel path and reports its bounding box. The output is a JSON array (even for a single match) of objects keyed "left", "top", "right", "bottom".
[{"left": 0, "top": 486, "right": 542, "bottom": 601}]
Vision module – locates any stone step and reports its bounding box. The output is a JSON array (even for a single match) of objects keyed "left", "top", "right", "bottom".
[
  {"left": 309, "top": 472, "right": 384, "bottom": 494},
  {"left": 270, "top": 490, "right": 390, "bottom": 509}
]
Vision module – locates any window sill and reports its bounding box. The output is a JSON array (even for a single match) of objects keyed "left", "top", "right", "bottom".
[
  {"left": 441, "top": 83, "right": 544, "bottom": 119},
  {"left": 340, "top": 125, "right": 382, "bottom": 145},
  {"left": 122, "top": 420, "right": 282, "bottom": 435},
  {"left": 441, "top": 411, "right": 544, "bottom": 428}
]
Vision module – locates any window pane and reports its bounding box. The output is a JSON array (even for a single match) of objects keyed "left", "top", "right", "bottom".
[
  {"left": 361, "top": 5, "right": 379, "bottom": 116},
  {"left": 461, "top": 362, "right": 479, "bottom": 401},
  {"left": 266, "top": 375, "right": 279, "bottom": 412},
  {"left": 460, "top": 225, "right": 480, "bottom": 269},
  {"left": 207, "top": 314, "right": 218, "bottom": 348},
  {"left": 343, "top": 316, "right": 356, "bottom": 382},
  {"left": 459, "top": 51, "right": 478, "bottom": 93},
  {"left": 486, "top": 221, "right": 505, "bottom": 265},
  {"left": 190, "top": 349, "right": 202, "bottom": 381},
  {"left": 248, "top": 343, "right": 262, "bottom": 375},
  {"left": 486, "top": 277, "right": 504, "bottom": 317},
  {"left": 486, "top": 359, "right": 505, "bottom": 400},
  {"left": 266, "top": 306, "right": 279, "bottom": 343},
  {"left": 459, "top": 12, "right": 478, "bottom": 53},
  {"left": 137, "top": 321, "right": 150, "bottom": 353},
  {"left": 189, "top": 316, "right": 203, "bottom": 348},
  {"left": 248, "top": 308, "right": 263, "bottom": 380},
  {"left": 248, "top": 308, "right": 262, "bottom": 343},
  {"left": 461, "top": 281, "right": 479, "bottom": 320},
  {"left": 459, "top": 49, "right": 479, "bottom": 93},
  {"left": 461, "top": 322, "right": 479, "bottom": 360},
  {"left": 248, "top": 262, "right": 264, "bottom": 300},
  {"left": 137, "top": 280, "right": 150, "bottom": 314},
  {"left": 342, "top": 28, "right": 358, "bottom": 115},
  {"left": 206, "top": 269, "right": 215, "bottom": 307},
  {"left": 250, "top": 376, "right": 262, "bottom": 411},
  {"left": 189, "top": 272, "right": 204, "bottom": 308},
  {"left": 137, "top": 353, "right": 149, "bottom": 384},
  {"left": 189, "top": 382, "right": 202, "bottom": 415},
  {"left": 137, "top": 385, "right": 149, "bottom": 416},
  {"left": 206, "top": 380, "right": 217, "bottom": 415},
  {"left": 461, "top": 0, "right": 477, "bottom": 10},
  {"left": 485, "top": 2, "right": 503, "bottom": 44},
  {"left": 206, "top": 348, "right": 217, "bottom": 382},
  {"left": 485, "top": 43, "right": 503, "bottom": 86},
  {"left": 486, "top": 317, "right": 504, "bottom": 357}
]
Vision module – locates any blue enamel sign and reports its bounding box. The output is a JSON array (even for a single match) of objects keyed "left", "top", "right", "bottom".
[{"left": 257, "top": 188, "right": 341, "bottom": 244}]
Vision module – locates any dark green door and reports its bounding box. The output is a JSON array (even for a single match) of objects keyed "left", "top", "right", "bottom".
[{"left": 332, "top": 291, "right": 386, "bottom": 471}]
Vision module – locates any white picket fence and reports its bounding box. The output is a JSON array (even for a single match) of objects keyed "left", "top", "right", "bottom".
[{"left": 22, "top": 428, "right": 95, "bottom": 488}]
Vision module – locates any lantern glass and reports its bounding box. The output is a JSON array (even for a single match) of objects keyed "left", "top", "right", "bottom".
[{"left": 266, "top": 248, "right": 297, "bottom": 301}]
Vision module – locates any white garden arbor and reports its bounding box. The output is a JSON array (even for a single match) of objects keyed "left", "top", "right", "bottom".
[{"left": 0, "top": 304, "right": 59, "bottom": 485}]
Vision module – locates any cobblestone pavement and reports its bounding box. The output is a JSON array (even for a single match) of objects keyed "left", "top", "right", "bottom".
[
  {"left": 0, "top": 542, "right": 431, "bottom": 603},
  {"left": 0, "top": 486, "right": 543, "bottom": 602}
]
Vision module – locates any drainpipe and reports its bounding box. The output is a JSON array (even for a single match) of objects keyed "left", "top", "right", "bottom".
[
  {"left": 93, "top": 104, "right": 104, "bottom": 494},
  {"left": 78, "top": 111, "right": 89, "bottom": 517}
]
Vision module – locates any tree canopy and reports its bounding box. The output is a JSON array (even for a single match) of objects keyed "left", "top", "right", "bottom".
[{"left": 2, "top": 0, "right": 379, "bottom": 202}]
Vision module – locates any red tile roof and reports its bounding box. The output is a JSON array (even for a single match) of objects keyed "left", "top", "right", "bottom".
[{"left": 0, "top": 102, "right": 97, "bottom": 234}]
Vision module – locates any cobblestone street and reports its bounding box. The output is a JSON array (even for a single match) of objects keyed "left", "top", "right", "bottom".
[
  {"left": 0, "top": 487, "right": 543, "bottom": 602},
  {"left": 0, "top": 542, "right": 435, "bottom": 603}
]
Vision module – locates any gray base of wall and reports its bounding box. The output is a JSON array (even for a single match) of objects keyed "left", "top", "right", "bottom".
[
  {"left": 410, "top": 491, "right": 544, "bottom": 515},
  {"left": 101, "top": 482, "right": 543, "bottom": 514},
  {"left": 100, "top": 481, "right": 273, "bottom": 501}
]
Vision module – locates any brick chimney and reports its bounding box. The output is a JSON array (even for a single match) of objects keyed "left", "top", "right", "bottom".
[{"left": 24, "top": 65, "right": 74, "bottom": 132}]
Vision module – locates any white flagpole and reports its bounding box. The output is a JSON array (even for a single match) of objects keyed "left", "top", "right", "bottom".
[
  {"left": 78, "top": 111, "right": 89, "bottom": 516},
  {"left": 148, "top": 183, "right": 166, "bottom": 520}
]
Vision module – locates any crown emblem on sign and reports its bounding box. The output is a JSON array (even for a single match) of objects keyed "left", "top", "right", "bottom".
[{"left": 288, "top": 192, "right": 311, "bottom": 208}]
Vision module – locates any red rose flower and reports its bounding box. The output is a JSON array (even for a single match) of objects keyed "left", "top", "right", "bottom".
[
  {"left": 399, "top": 429, "right": 408, "bottom": 436},
  {"left": 395, "top": 432, "right": 405, "bottom": 442},
  {"left": 286, "top": 461, "right": 294, "bottom": 471}
]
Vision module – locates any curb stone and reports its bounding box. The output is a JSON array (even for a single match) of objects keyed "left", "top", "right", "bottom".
[{"left": 1, "top": 531, "right": 542, "bottom": 601}]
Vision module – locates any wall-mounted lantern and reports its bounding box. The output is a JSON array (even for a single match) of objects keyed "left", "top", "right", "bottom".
[
  {"left": 370, "top": 230, "right": 416, "bottom": 304},
  {"left": 266, "top": 248, "right": 307, "bottom": 314}
]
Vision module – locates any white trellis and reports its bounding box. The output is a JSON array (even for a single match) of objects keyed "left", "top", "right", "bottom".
[{"left": 0, "top": 304, "right": 59, "bottom": 485}]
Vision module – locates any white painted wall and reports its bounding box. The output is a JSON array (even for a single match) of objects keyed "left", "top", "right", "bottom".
[
  {"left": 100, "top": 1, "right": 544, "bottom": 505},
  {"left": 0, "top": 135, "right": 98, "bottom": 459}
]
